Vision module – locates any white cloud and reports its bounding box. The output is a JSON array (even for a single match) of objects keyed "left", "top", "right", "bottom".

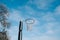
[
  {"left": 23, "top": 37, "right": 30, "bottom": 40},
  {"left": 23, "top": 35, "right": 60, "bottom": 40},
  {"left": 46, "top": 30, "right": 54, "bottom": 34},
  {"left": 9, "top": 9, "right": 22, "bottom": 22},
  {"left": 18, "top": 5, "right": 36, "bottom": 15},
  {"left": 8, "top": 7, "right": 60, "bottom": 40},
  {"left": 41, "top": 12, "right": 56, "bottom": 22},
  {"left": 6, "top": 1, "right": 60, "bottom": 40},
  {"left": 27, "top": 0, "right": 56, "bottom": 10},
  {"left": 24, "top": 6, "right": 35, "bottom": 14},
  {"left": 54, "top": 5, "right": 60, "bottom": 15},
  {"left": 42, "top": 22, "right": 60, "bottom": 35},
  {"left": 8, "top": 26, "right": 19, "bottom": 40}
]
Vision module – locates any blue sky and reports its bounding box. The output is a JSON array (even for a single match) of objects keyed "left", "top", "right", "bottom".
[{"left": 0, "top": 0, "right": 60, "bottom": 40}]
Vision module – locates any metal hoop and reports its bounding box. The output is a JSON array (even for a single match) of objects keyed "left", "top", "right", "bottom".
[
  {"left": 25, "top": 18, "right": 35, "bottom": 31},
  {"left": 25, "top": 18, "right": 35, "bottom": 24}
]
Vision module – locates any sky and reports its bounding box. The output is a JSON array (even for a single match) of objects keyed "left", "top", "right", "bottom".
[{"left": 0, "top": 0, "right": 60, "bottom": 40}]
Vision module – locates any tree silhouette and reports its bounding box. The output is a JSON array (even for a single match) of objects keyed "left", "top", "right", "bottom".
[
  {"left": 0, "top": 32, "right": 9, "bottom": 40},
  {"left": 0, "top": 4, "right": 10, "bottom": 40},
  {"left": 0, "top": 4, "right": 10, "bottom": 31}
]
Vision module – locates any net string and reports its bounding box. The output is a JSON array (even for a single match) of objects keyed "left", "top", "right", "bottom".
[{"left": 26, "top": 24, "right": 33, "bottom": 31}]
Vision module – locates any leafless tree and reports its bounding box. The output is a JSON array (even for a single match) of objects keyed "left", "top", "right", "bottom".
[
  {"left": 0, "top": 4, "right": 10, "bottom": 31},
  {"left": 0, "top": 4, "right": 10, "bottom": 40}
]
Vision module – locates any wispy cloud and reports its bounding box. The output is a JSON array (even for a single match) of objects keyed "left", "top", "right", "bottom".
[
  {"left": 27, "top": 0, "right": 56, "bottom": 11},
  {"left": 23, "top": 35, "right": 60, "bottom": 40},
  {"left": 54, "top": 5, "right": 60, "bottom": 15},
  {"left": 31, "top": 35, "right": 60, "bottom": 40},
  {"left": 41, "top": 12, "right": 56, "bottom": 22},
  {"left": 8, "top": 9, "right": 23, "bottom": 22},
  {"left": 8, "top": 26, "right": 18, "bottom": 40},
  {"left": 5, "top": 0, "right": 60, "bottom": 40}
]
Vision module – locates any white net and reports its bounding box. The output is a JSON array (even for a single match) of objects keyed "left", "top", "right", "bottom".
[
  {"left": 25, "top": 18, "right": 35, "bottom": 31},
  {"left": 26, "top": 24, "right": 33, "bottom": 31}
]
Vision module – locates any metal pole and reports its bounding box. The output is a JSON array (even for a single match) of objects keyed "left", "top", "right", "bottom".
[{"left": 18, "top": 21, "right": 23, "bottom": 40}]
